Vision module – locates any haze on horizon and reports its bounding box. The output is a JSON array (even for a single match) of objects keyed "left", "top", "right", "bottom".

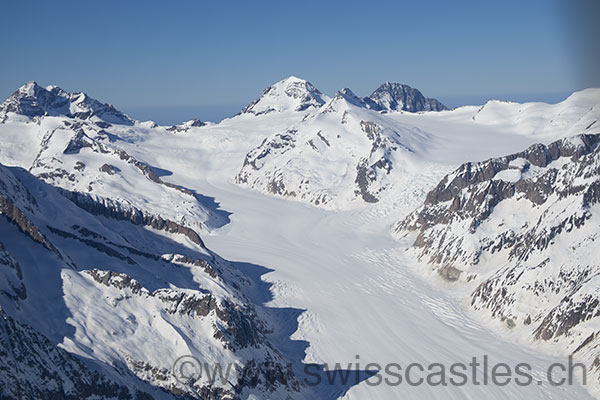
[{"left": 0, "top": 0, "right": 598, "bottom": 124}]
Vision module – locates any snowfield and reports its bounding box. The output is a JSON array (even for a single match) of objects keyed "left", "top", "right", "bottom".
[{"left": 0, "top": 77, "right": 599, "bottom": 399}]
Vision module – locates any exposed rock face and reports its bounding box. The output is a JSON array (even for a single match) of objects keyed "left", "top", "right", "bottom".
[
  {"left": 0, "top": 242, "right": 27, "bottom": 305},
  {"left": 167, "top": 119, "right": 206, "bottom": 133},
  {"left": 235, "top": 120, "right": 399, "bottom": 207},
  {"left": 353, "top": 121, "right": 397, "bottom": 203},
  {"left": 99, "top": 163, "right": 119, "bottom": 175},
  {"left": 400, "top": 134, "right": 600, "bottom": 238},
  {"left": 366, "top": 82, "right": 448, "bottom": 112},
  {"left": 396, "top": 133, "right": 600, "bottom": 388},
  {"left": 236, "top": 130, "right": 299, "bottom": 199},
  {"left": 62, "top": 190, "right": 206, "bottom": 247},
  {"left": 0, "top": 195, "right": 60, "bottom": 256},
  {"left": 0, "top": 81, "right": 134, "bottom": 125}
]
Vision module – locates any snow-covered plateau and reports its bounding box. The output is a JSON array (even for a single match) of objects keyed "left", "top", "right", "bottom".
[{"left": 0, "top": 76, "right": 599, "bottom": 399}]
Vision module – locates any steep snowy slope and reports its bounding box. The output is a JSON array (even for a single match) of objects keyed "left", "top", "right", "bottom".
[
  {"left": 0, "top": 306, "right": 155, "bottom": 400},
  {"left": 396, "top": 133, "right": 600, "bottom": 394},
  {"left": 0, "top": 161, "right": 313, "bottom": 399}
]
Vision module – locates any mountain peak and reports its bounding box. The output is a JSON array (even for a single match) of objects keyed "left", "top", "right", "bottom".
[
  {"left": 367, "top": 82, "right": 448, "bottom": 112},
  {"left": 19, "top": 80, "right": 42, "bottom": 96},
  {"left": 0, "top": 82, "right": 134, "bottom": 125},
  {"left": 239, "top": 76, "right": 327, "bottom": 115},
  {"left": 338, "top": 87, "right": 358, "bottom": 97},
  {"left": 332, "top": 88, "right": 366, "bottom": 108},
  {"left": 382, "top": 81, "right": 408, "bottom": 89},
  {"left": 278, "top": 75, "right": 305, "bottom": 84}
]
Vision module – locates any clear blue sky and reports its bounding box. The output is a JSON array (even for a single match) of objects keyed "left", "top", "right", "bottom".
[{"left": 0, "top": 0, "right": 598, "bottom": 123}]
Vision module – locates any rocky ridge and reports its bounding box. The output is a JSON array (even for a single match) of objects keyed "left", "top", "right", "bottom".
[{"left": 396, "top": 133, "right": 600, "bottom": 391}]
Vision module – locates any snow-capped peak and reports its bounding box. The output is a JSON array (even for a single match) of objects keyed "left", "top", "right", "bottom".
[
  {"left": 238, "top": 75, "right": 328, "bottom": 115},
  {"left": 19, "top": 80, "right": 41, "bottom": 96},
  {"left": 333, "top": 87, "right": 366, "bottom": 107},
  {"left": 0, "top": 82, "right": 134, "bottom": 125}
]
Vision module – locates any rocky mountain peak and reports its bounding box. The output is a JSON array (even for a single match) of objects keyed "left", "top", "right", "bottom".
[
  {"left": 0, "top": 82, "right": 134, "bottom": 125},
  {"left": 367, "top": 81, "right": 448, "bottom": 112},
  {"left": 18, "top": 80, "right": 42, "bottom": 96},
  {"left": 166, "top": 118, "right": 206, "bottom": 133}
]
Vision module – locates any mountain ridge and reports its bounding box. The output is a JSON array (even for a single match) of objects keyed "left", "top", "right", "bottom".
[
  {"left": 0, "top": 81, "right": 134, "bottom": 126},
  {"left": 236, "top": 76, "right": 448, "bottom": 117},
  {"left": 395, "top": 133, "right": 600, "bottom": 394}
]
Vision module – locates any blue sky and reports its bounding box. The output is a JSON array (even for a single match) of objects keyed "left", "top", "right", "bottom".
[{"left": 0, "top": 0, "right": 598, "bottom": 123}]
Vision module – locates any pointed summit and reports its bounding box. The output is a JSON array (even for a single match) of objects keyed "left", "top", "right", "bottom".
[
  {"left": 19, "top": 80, "right": 42, "bottom": 96},
  {"left": 367, "top": 82, "right": 447, "bottom": 112},
  {"left": 333, "top": 88, "right": 366, "bottom": 108},
  {"left": 239, "top": 76, "right": 327, "bottom": 116},
  {"left": 0, "top": 82, "right": 134, "bottom": 125}
]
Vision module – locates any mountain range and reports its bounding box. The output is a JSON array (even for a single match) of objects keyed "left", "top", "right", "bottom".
[{"left": 0, "top": 76, "right": 599, "bottom": 399}]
